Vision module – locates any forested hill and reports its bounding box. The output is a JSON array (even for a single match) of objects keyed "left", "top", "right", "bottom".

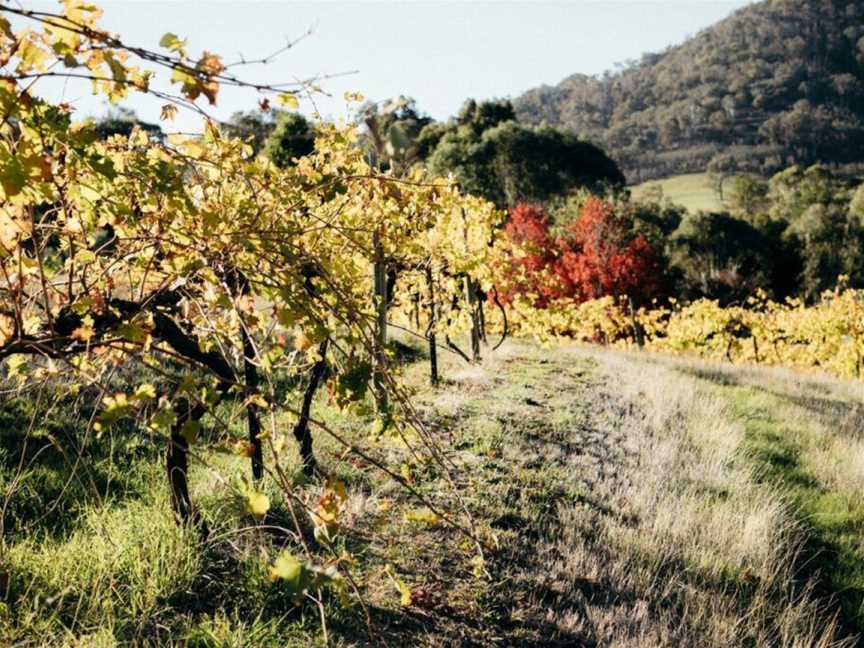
[{"left": 514, "top": 0, "right": 864, "bottom": 183}]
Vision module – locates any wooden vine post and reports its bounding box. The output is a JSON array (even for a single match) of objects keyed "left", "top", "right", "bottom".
[
  {"left": 373, "top": 228, "right": 389, "bottom": 414},
  {"left": 425, "top": 263, "right": 439, "bottom": 386},
  {"left": 460, "top": 207, "right": 482, "bottom": 363},
  {"left": 627, "top": 296, "right": 645, "bottom": 349},
  {"left": 465, "top": 277, "right": 482, "bottom": 363}
]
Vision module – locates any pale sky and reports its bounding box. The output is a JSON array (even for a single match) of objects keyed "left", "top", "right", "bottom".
[{"left": 21, "top": 0, "right": 754, "bottom": 133}]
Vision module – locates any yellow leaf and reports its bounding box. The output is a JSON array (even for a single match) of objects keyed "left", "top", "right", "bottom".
[
  {"left": 71, "top": 316, "right": 95, "bottom": 342},
  {"left": 470, "top": 554, "right": 485, "bottom": 579},
  {"left": 276, "top": 92, "right": 299, "bottom": 109},
  {"left": 400, "top": 462, "right": 412, "bottom": 484},
  {"left": 293, "top": 329, "right": 313, "bottom": 351},
  {"left": 268, "top": 552, "right": 302, "bottom": 583},
  {"left": 62, "top": 218, "right": 83, "bottom": 235},
  {"left": 159, "top": 32, "right": 186, "bottom": 52},
  {"left": 369, "top": 417, "right": 386, "bottom": 440},
  {"left": 271, "top": 435, "right": 286, "bottom": 455},
  {"left": 232, "top": 440, "right": 256, "bottom": 458},
  {"left": 247, "top": 393, "right": 269, "bottom": 408},
  {"left": 1, "top": 318, "right": 20, "bottom": 353},
  {"left": 384, "top": 565, "right": 412, "bottom": 606},
  {"left": 0, "top": 207, "right": 29, "bottom": 251},
  {"left": 17, "top": 38, "right": 50, "bottom": 74},
  {"left": 404, "top": 508, "right": 440, "bottom": 526},
  {"left": 74, "top": 249, "right": 97, "bottom": 265},
  {"left": 46, "top": 18, "right": 80, "bottom": 53},
  {"left": 245, "top": 491, "right": 270, "bottom": 519},
  {"left": 197, "top": 51, "right": 224, "bottom": 76},
  {"left": 62, "top": 0, "right": 103, "bottom": 23},
  {"left": 134, "top": 383, "right": 157, "bottom": 400}
]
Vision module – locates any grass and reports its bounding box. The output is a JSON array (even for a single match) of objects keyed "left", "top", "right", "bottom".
[
  {"left": 678, "top": 365, "right": 864, "bottom": 637},
  {"left": 1, "top": 340, "right": 862, "bottom": 645},
  {"left": 630, "top": 172, "right": 727, "bottom": 212}
]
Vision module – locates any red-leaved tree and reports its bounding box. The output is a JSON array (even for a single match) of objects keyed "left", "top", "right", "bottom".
[
  {"left": 495, "top": 203, "right": 567, "bottom": 306},
  {"left": 496, "top": 198, "right": 663, "bottom": 307},
  {"left": 557, "top": 197, "right": 663, "bottom": 304}
]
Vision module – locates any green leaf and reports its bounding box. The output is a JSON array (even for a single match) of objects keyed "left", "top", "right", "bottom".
[
  {"left": 330, "top": 359, "right": 372, "bottom": 409},
  {"left": 88, "top": 155, "right": 116, "bottom": 180},
  {"left": 0, "top": 151, "right": 26, "bottom": 199},
  {"left": 149, "top": 408, "right": 178, "bottom": 432},
  {"left": 116, "top": 322, "right": 148, "bottom": 344},
  {"left": 0, "top": 17, "right": 13, "bottom": 39},
  {"left": 180, "top": 420, "right": 200, "bottom": 444}
]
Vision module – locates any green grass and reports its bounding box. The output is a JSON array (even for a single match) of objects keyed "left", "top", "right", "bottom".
[{"left": 630, "top": 172, "right": 727, "bottom": 212}]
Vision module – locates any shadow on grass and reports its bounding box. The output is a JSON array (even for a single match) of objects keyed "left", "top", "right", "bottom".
[
  {"left": 729, "top": 388, "right": 864, "bottom": 639},
  {"left": 0, "top": 394, "right": 164, "bottom": 539}
]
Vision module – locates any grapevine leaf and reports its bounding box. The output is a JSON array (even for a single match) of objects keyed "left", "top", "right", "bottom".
[
  {"left": 245, "top": 491, "right": 270, "bottom": 519},
  {"left": 276, "top": 92, "right": 299, "bottom": 109},
  {"left": 159, "top": 32, "right": 186, "bottom": 52}
]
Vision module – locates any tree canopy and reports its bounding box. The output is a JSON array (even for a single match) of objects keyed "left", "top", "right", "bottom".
[{"left": 426, "top": 100, "right": 624, "bottom": 207}]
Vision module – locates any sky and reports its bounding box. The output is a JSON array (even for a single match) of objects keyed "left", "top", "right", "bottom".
[{"left": 22, "top": 0, "right": 755, "bottom": 133}]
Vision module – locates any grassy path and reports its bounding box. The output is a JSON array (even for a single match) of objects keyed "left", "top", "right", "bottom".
[{"left": 2, "top": 342, "right": 860, "bottom": 646}]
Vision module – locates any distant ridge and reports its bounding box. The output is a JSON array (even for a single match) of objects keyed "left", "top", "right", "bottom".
[{"left": 514, "top": 0, "right": 864, "bottom": 183}]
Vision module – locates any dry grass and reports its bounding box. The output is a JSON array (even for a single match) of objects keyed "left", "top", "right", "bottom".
[{"left": 463, "top": 344, "right": 852, "bottom": 646}]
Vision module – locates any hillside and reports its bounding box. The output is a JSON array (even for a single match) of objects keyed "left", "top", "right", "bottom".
[
  {"left": 515, "top": 0, "right": 864, "bottom": 183},
  {"left": 4, "top": 340, "right": 863, "bottom": 645},
  {"left": 630, "top": 172, "right": 727, "bottom": 212}
]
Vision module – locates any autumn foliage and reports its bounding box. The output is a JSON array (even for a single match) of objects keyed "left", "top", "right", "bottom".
[{"left": 496, "top": 198, "right": 663, "bottom": 307}]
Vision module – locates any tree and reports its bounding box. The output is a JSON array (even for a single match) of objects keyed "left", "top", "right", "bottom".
[
  {"left": 728, "top": 174, "right": 770, "bottom": 220},
  {"left": 223, "top": 109, "right": 280, "bottom": 154},
  {"left": 495, "top": 203, "right": 562, "bottom": 306},
  {"left": 558, "top": 198, "right": 663, "bottom": 305},
  {"left": 786, "top": 202, "right": 864, "bottom": 301},
  {"left": 264, "top": 112, "right": 317, "bottom": 168},
  {"left": 669, "top": 211, "right": 775, "bottom": 303},
  {"left": 497, "top": 199, "right": 663, "bottom": 307},
  {"left": 93, "top": 107, "right": 162, "bottom": 141},
  {"left": 512, "top": 0, "right": 864, "bottom": 181},
  {"left": 359, "top": 96, "right": 433, "bottom": 172},
  {"left": 428, "top": 101, "right": 624, "bottom": 207},
  {"left": 456, "top": 98, "right": 516, "bottom": 135}
]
